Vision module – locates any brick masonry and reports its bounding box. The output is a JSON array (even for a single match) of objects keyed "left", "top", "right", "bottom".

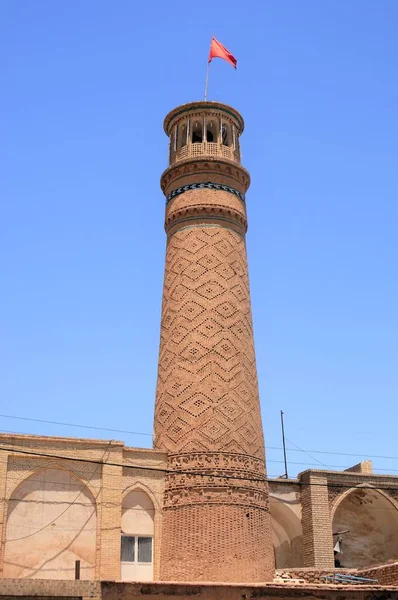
[
  {"left": 359, "top": 563, "right": 398, "bottom": 586},
  {"left": 1, "top": 101, "right": 398, "bottom": 591},
  {"left": 101, "top": 581, "right": 398, "bottom": 600},
  {"left": 0, "top": 435, "right": 167, "bottom": 582},
  {"left": 300, "top": 472, "right": 334, "bottom": 569},
  {"left": 153, "top": 101, "right": 274, "bottom": 582},
  {"left": 2, "top": 580, "right": 398, "bottom": 600},
  {"left": 0, "top": 579, "right": 100, "bottom": 599}
]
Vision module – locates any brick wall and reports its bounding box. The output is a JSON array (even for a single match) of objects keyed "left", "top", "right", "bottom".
[
  {"left": 98, "top": 452, "right": 123, "bottom": 580},
  {"left": 0, "top": 579, "right": 100, "bottom": 599},
  {"left": 344, "top": 461, "right": 373, "bottom": 475},
  {"left": 276, "top": 564, "right": 398, "bottom": 586},
  {"left": 0, "top": 434, "right": 167, "bottom": 582},
  {"left": 122, "top": 449, "right": 167, "bottom": 580},
  {"left": 101, "top": 581, "right": 398, "bottom": 600},
  {"left": 0, "top": 452, "right": 8, "bottom": 574},
  {"left": 359, "top": 563, "right": 398, "bottom": 586},
  {"left": 1, "top": 579, "right": 398, "bottom": 600},
  {"left": 276, "top": 568, "right": 357, "bottom": 584},
  {"left": 300, "top": 472, "right": 334, "bottom": 568}
]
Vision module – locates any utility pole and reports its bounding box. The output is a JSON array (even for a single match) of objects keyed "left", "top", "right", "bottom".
[{"left": 280, "top": 410, "right": 288, "bottom": 479}]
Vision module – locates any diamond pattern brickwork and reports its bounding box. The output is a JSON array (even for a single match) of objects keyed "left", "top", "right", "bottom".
[
  {"left": 154, "top": 224, "right": 275, "bottom": 582},
  {"left": 154, "top": 226, "right": 265, "bottom": 460}
]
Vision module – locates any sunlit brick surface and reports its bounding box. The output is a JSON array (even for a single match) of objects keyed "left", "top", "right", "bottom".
[{"left": 154, "top": 101, "right": 274, "bottom": 582}]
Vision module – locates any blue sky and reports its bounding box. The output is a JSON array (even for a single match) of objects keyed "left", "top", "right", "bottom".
[{"left": 1, "top": 1, "right": 397, "bottom": 478}]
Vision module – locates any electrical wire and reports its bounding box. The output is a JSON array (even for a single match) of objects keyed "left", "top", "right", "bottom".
[
  {"left": 286, "top": 437, "right": 330, "bottom": 468},
  {"left": 6, "top": 441, "right": 112, "bottom": 542},
  {"left": 3, "top": 426, "right": 398, "bottom": 476},
  {"left": 0, "top": 413, "right": 152, "bottom": 437},
  {"left": 1, "top": 412, "right": 398, "bottom": 463},
  {"left": 0, "top": 429, "right": 379, "bottom": 471},
  {"left": 1, "top": 443, "right": 398, "bottom": 492}
]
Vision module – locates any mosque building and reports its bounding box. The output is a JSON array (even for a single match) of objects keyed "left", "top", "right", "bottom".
[{"left": 1, "top": 101, "right": 397, "bottom": 600}]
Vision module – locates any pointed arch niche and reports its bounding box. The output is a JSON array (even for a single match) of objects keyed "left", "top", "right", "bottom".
[
  {"left": 3, "top": 468, "right": 96, "bottom": 579},
  {"left": 332, "top": 487, "right": 398, "bottom": 568},
  {"left": 270, "top": 499, "right": 303, "bottom": 568},
  {"left": 121, "top": 488, "right": 154, "bottom": 582}
]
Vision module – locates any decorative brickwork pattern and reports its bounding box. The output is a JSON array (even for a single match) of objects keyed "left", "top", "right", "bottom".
[
  {"left": 154, "top": 224, "right": 274, "bottom": 582},
  {"left": 154, "top": 226, "right": 264, "bottom": 459},
  {"left": 325, "top": 471, "right": 398, "bottom": 511},
  {"left": 164, "top": 452, "right": 267, "bottom": 507},
  {"left": 328, "top": 485, "right": 346, "bottom": 507},
  {"left": 154, "top": 101, "right": 274, "bottom": 583},
  {"left": 166, "top": 181, "right": 245, "bottom": 204}
]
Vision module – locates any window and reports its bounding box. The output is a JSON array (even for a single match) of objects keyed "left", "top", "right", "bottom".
[
  {"left": 173, "top": 125, "right": 178, "bottom": 151},
  {"left": 121, "top": 535, "right": 153, "bottom": 564},
  {"left": 121, "top": 536, "right": 135, "bottom": 562},
  {"left": 206, "top": 120, "right": 217, "bottom": 143},
  {"left": 178, "top": 123, "right": 187, "bottom": 148},
  {"left": 138, "top": 537, "right": 152, "bottom": 563},
  {"left": 192, "top": 121, "right": 203, "bottom": 143},
  {"left": 221, "top": 124, "right": 230, "bottom": 146}
]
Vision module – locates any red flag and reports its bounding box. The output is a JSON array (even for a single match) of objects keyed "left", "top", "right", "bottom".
[{"left": 208, "top": 37, "right": 237, "bottom": 69}]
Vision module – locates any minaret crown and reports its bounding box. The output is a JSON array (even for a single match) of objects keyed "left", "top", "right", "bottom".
[{"left": 164, "top": 101, "right": 244, "bottom": 166}]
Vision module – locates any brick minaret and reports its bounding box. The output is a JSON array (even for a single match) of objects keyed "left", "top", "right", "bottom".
[{"left": 154, "top": 101, "right": 274, "bottom": 582}]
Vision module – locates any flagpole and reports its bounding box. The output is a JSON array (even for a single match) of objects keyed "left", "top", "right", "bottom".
[{"left": 204, "top": 60, "right": 210, "bottom": 101}]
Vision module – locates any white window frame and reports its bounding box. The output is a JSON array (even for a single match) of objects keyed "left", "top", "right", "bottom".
[{"left": 120, "top": 534, "right": 153, "bottom": 565}]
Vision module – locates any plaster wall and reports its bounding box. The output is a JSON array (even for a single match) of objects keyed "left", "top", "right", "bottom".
[
  {"left": 0, "top": 434, "right": 167, "bottom": 582},
  {"left": 269, "top": 482, "right": 303, "bottom": 568},
  {"left": 3, "top": 468, "right": 96, "bottom": 579},
  {"left": 2, "top": 435, "right": 398, "bottom": 583}
]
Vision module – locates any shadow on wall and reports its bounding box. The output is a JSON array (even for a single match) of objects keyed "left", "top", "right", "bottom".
[
  {"left": 3, "top": 468, "right": 96, "bottom": 579},
  {"left": 270, "top": 499, "right": 303, "bottom": 568},
  {"left": 333, "top": 488, "right": 398, "bottom": 568}
]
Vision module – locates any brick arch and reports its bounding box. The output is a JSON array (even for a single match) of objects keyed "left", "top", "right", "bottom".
[
  {"left": 332, "top": 485, "right": 398, "bottom": 568},
  {"left": 3, "top": 467, "right": 97, "bottom": 579},
  {"left": 5, "top": 461, "right": 99, "bottom": 506},
  {"left": 121, "top": 486, "right": 156, "bottom": 542},
  {"left": 330, "top": 484, "right": 398, "bottom": 520},
  {"left": 122, "top": 482, "right": 160, "bottom": 512}
]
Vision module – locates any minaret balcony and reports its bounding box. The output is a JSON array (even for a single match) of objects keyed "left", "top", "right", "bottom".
[{"left": 170, "top": 141, "right": 240, "bottom": 165}]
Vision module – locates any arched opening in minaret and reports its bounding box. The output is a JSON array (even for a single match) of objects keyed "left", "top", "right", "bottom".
[
  {"left": 191, "top": 120, "right": 203, "bottom": 143},
  {"left": 206, "top": 120, "right": 217, "bottom": 143},
  {"left": 332, "top": 487, "right": 398, "bottom": 568},
  {"left": 221, "top": 123, "right": 230, "bottom": 146},
  {"left": 178, "top": 122, "right": 188, "bottom": 148}
]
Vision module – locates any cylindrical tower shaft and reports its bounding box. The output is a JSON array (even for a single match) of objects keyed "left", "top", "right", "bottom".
[{"left": 154, "top": 102, "right": 274, "bottom": 582}]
